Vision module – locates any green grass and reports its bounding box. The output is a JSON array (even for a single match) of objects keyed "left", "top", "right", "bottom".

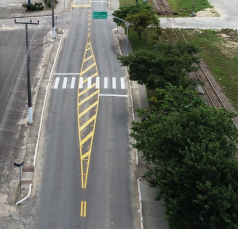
[
  {"left": 166, "top": 0, "right": 212, "bottom": 16},
  {"left": 119, "top": 0, "right": 135, "bottom": 7},
  {"left": 182, "top": 29, "right": 238, "bottom": 110},
  {"left": 128, "top": 28, "right": 238, "bottom": 106}
]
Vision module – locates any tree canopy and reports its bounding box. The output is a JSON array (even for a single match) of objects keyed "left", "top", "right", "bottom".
[
  {"left": 131, "top": 85, "right": 238, "bottom": 228},
  {"left": 112, "top": 3, "right": 160, "bottom": 40},
  {"left": 112, "top": 2, "right": 154, "bottom": 27},
  {"left": 117, "top": 42, "right": 200, "bottom": 90}
]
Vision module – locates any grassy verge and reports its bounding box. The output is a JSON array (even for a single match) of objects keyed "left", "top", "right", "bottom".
[
  {"left": 183, "top": 29, "right": 238, "bottom": 110},
  {"left": 128, "top": 28, "right": 238, "bottom": 106},
  {"left": 119, "top": 0, "right": 135, "bottom": 7},
  {"left": 165, "top": 0, "right": 212, "bottom": 16}
]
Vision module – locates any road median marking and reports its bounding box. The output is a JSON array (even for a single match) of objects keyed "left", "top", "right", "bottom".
[
  {"left": 77, "top": 34, "right": 100, "bottom": 190},
  {"left": 80, "top": 201, "right": 87, "bottom": 217}
]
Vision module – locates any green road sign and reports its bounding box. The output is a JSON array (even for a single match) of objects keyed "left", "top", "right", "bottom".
[{"left": 92, "top": 11, "right": 107, "bottom": 19}]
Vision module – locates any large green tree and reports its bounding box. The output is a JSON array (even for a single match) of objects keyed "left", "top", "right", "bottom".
[
  {"left": 117, "top": 42, "right": 200, "bottom": 90},
  {"left": 112, "top": 3, "right": 160, "bottom": 41},
  {"left": 125, "top": 8, "right": 160, "bottom": 40},
  {"left": 112, "top": 2, "right": 154, "bottom": 27},
  {"left": 131, "top": 85, "right": 238, "bottom": 228}
]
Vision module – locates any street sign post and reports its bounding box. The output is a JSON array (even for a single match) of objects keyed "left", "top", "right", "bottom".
[
  {"left": 92, "top": 11, "right": 107, "bottom": 19},
  {"left": 14, "top": 161, "right": 24, "bottom": 197}
]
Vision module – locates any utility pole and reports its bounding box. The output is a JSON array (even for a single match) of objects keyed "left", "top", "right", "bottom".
[
  {"left": 191, "top": 0, "right": 196, "bottom": 17},
  {"left": 52, "top": 0, "right": 56, "bottom": 38},
  {"left": 14, "top": 19, "right": 39, "bottom": 125}
]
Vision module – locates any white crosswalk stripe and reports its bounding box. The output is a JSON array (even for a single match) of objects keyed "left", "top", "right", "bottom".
[
  {"left": 112, "top": 77, "right": 116, "bottom": 89},
  {"left": 52, "top": 77, "right": 126, "bottom": 90},
  {"left": 87, "top": 77, "right": 92, "bottom": 88},
  {"left": 54, "top": 77, "right": 60, "bottom": 89},
  {"left": 71, "top": 77, "right": 76, "bottom": 88},
  {"left": 79, "top": 77, "right": 84, "bottom": 89},
  {"left": 62, "top": 77, "right": 67, "bottom": 89},
  {"left": 96, "top": 77, "right": 100, "bottom": 89},
  {"left": 104, "top": 77, "right": 108, "bottom": 89},
  {"left": 121, "top": 77, "right": 125, "bottom": 89}
]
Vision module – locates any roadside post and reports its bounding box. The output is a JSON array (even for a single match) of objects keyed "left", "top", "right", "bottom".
[
  {"left": 14, "top": 162, "right": 24, "bottom": 197},
  {"left": 14, "top": 19, "right": 39, "bottom": 125},
  {"left": 191, "top": 0, "right": 196, "bottom": 17},
  {"left": 109, "top": 15, "right": 130, "bottom": 55}
]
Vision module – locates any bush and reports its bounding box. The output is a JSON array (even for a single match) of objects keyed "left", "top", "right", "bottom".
[{"left": 22, "top": 2, "right": 44, "bottom": 11}]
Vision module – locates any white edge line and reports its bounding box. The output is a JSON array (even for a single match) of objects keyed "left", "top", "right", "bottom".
[
  {"left": 115, "top": 29, "right": 142, "bottom": 227},
  {"left": 34, "top": 37, "right": 63, "bottom": 166},
  {"left": 54, "top": 73, "right": 80, "bottom": 75},
  {"left": 99, "top": 94, "right": 128, "bottom": 97},
  {"left": 16, "top": 37, "right": 63, "bottom": 207},
  {"left": 114, "top": 32, "right": 138, "bottom": 164},
  {"left": 137, "top": 179, "right": 144, "bottom": 229}
]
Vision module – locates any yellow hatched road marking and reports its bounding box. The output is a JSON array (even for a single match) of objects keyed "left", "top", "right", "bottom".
[
  {"left": 79, "top": 114, "right": 96, "bottom": 131},
  {"left": 78, "top": 89, "right": 99, "bottom": 106},
  {"left": 82, "top": 151, "right": 90, "bottom": 159},
  {"left": 80, "top": 201, "right": 87, "bottom": 217},
  {"left": 78, "top": 101, "right": 98, "bottom": 118},
  {"left": 81, "top": 132, "right": 93, "bottom": 145},
  {"left": 84, "top": 55, "right": 93, "bottom": 62},
  {"left": 89, "top": 72, "right": 98, "bottom": 78},
  {"left": 78, "top": 34, "right": 100, "bottom": 190},
  {"left": 81, "top": 63, "right": 96, "bottom": 75}
]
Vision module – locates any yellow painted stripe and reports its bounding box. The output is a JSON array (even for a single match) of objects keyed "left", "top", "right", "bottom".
[
  {"left": 78, "top": 88, "right": 89, "bottom": 97},
  {"left": 78, "top": 83, "right": 97, "bottom": 97},
  {"left": 81, "top": 63, "right": 96, "bottom": 75},
  {"left": 81, "top": 131, "right": 93, "bottom": 145},
  {"left": 80, "top": 201, "right": 83, "bottom": 217},
  {"left": 84, "top": 55, "right": 93, "bottom": 62},
  {"left": 84, "top": 201, "right": 87, "bottom": 217},
  {"left": 78, "top": 101, "right": 98, "bottom": 118},
  {"left": 79, "top": 114, "right": 96, "bottom": 131},
  {"left": 82, "top": 151, "right": 90, "bottom": 159},
  {"left": 80, "top": 201, "right": 87, "bottom": 217},
  {"left": 78, "top": 90, "right": 99, "bottom": 106}
]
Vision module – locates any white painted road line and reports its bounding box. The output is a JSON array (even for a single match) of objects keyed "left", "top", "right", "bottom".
[
  {"left": 99, "top": 94, "right": 128, "bottom": 97},
  {"left": 62, "top": 77, "right": 67, "bottom": 89},
  {"left": 87, "top": 77, "right": 92, "bottom": 88},
  {"left": 104, "top": 77, "right": 108, "bottom": 88},
  {"left": 112, "top": 77, "right": 116, "bottom": 89},
  {"left": 96, "top": 77, "right": 100, "bottom": 89},
  {"left": 54, "top": 77, "right": 60, "bottom": 89},
  {"left": 54, "top": 73, "right": 80, "bottom": 75},
  {"left": 121, "top": 78, "right": 125, "bottom": 89},
  {"left": 79, "top": 77, "right": 84, "bottom": 88},
  {"left": 71, "top": 77, "right": 76, "bottom": 88}
]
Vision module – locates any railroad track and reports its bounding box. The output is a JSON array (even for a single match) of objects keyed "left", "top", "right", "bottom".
[{"left": 156, "top": 0, "right": 226, "bottom": 110}]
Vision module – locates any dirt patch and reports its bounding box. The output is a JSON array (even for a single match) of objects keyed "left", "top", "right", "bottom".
[{"left": 196, "top": 7, "right": 220, "bottom": 17}]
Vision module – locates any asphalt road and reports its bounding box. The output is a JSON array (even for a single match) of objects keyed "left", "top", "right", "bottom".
[
  {"left": 35, "top": 1, "right": 138, "bottom": 228},
  {"left": 0, "top": 24, "right": 49, "bottom": 182}
]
